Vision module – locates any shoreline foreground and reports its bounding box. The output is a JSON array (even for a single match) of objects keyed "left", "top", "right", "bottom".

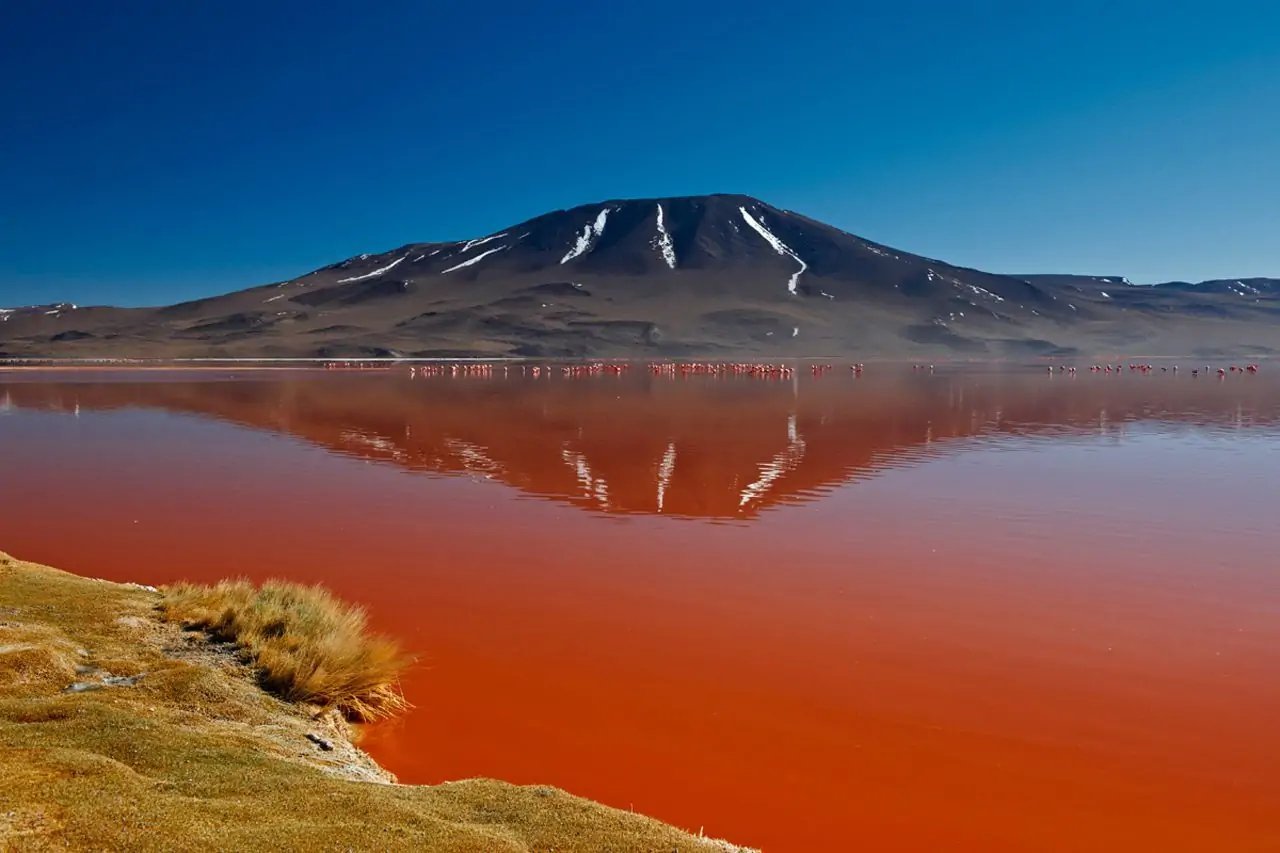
[{"left": 0, "top": 552, "right": 750, "bottom": 852}]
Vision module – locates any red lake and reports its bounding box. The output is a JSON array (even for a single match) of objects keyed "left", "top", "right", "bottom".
[{"left": 2, "top": 363, "right": 1278, "bottom": 851}]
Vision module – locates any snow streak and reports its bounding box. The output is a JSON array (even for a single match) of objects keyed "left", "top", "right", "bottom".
[
  {"left": 441, "top": 245, "right": 508, "bottom": 273},
  {"left": 965, "top": 283, "right": 1005, "bottom": 303},
  {"left": 561, "top": 208, "right": 611, "bottom": 264},
  {"left": 337, "top": 255, "right": 407, "bottom": 283},
  {"left": 459, "top": 232, "right": 508, "bottom": 253},
  {"left": 739, "top": 206, "right": 806, "bottom": 295},
  {"left": 653, "top": 204, "right": 677, "bottom": 269}
]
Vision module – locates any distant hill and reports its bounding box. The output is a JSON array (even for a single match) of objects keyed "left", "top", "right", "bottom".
[{"left": 3, "top": 194, "right": 1278, "bottom": 359}]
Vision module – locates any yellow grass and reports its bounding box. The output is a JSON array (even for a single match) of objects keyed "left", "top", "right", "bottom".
[
  {"left": 161, "top": 579, "right": 412, "bottom": 722},
  {"left": 0, "top": 551, "right": 752, "bottom": 852}
]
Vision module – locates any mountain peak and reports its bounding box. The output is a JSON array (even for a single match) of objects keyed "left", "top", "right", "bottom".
[{"left": 565, "top": 192, "right": 767, "bottom": 210}]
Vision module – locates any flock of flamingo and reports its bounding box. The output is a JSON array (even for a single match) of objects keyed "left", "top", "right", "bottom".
[
  {"left": 1071, "top": 363, "right": 1261, "bottom": 377},
  {"left": 321, "top": 361, "right": 871, "bottom": 379},
  {"left": 648, "top": 362, "right": 866, "bottom": 378},
  {"left": 315, "top": 360, "right": 1261, "bottom": 380}
]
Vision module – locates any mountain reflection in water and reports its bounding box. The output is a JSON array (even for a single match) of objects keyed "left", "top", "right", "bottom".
[{"left": 3, "top": 365, "right": 1278, "bottom": 520}]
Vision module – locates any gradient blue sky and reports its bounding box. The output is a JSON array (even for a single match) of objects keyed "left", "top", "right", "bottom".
[{"left": 3, "top": 1, "right": 1279, "bottom": 306}]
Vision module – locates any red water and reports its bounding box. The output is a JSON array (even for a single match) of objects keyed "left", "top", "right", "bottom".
[{"left": 2, "top": 366, "right": 1278, "bottom": 851}]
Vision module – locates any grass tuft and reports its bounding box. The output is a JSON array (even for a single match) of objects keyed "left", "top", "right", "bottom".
[
  {"left": 161, "top": 579, "right": 412, "bottom": 721},
  {"left": 0, "top": 624, "right": 81, "bottom": 689}
]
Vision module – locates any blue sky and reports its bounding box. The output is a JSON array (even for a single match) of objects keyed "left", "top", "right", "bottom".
[{"left": 3, "top": 1, "right": 1278, "bottom": 306}]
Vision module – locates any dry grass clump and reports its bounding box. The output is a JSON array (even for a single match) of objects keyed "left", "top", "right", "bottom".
[{"left": 162, "top": 579, "right": 412, "bottom": 721}]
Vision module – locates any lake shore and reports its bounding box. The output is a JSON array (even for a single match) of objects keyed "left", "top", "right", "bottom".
[{"left": 0, "top": 551, "right": 750, "bottom": 852}]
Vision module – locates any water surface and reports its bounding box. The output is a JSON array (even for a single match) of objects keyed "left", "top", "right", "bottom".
[{"left": 2, "top": 364, "right": 1277, "bottom": 851}]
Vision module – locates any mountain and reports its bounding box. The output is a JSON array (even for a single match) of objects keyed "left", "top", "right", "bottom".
[{"left": 3, "top": 194, "right": 1278, "bottom": 359}]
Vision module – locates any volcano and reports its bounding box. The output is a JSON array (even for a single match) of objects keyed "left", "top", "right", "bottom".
[{"left": 3, "top": 194, "right": 1278, "bottom": 359}]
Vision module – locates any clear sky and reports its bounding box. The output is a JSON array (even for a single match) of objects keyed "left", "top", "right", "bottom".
[{"left": 3, "top": 1, "right": 1279, "bottom": 307}]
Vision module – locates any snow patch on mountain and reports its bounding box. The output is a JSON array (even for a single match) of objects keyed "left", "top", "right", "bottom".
[
  {"left": 441, "top": 245, "right": 508, "bottom": 273},
  {"left": 652, "top": 204, "right": 677, "bottom": 269},
  {"left": 561, "top": 208, "right": 612, "bottom": 264},
  {"left": 338, "top": 256, "right": 407, "bottom": 283},
  {"left": 964, "top": 283, "right": 1005, "bottom": 303},
  {"left": 459, "top": 232, "right": 508, "bottom": 254},
  {"left": 740, "top": 207, "right": 806, "bottom": 295},
  {"left": 861, "top": 242, "right": 897, "bottom": 259}
]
